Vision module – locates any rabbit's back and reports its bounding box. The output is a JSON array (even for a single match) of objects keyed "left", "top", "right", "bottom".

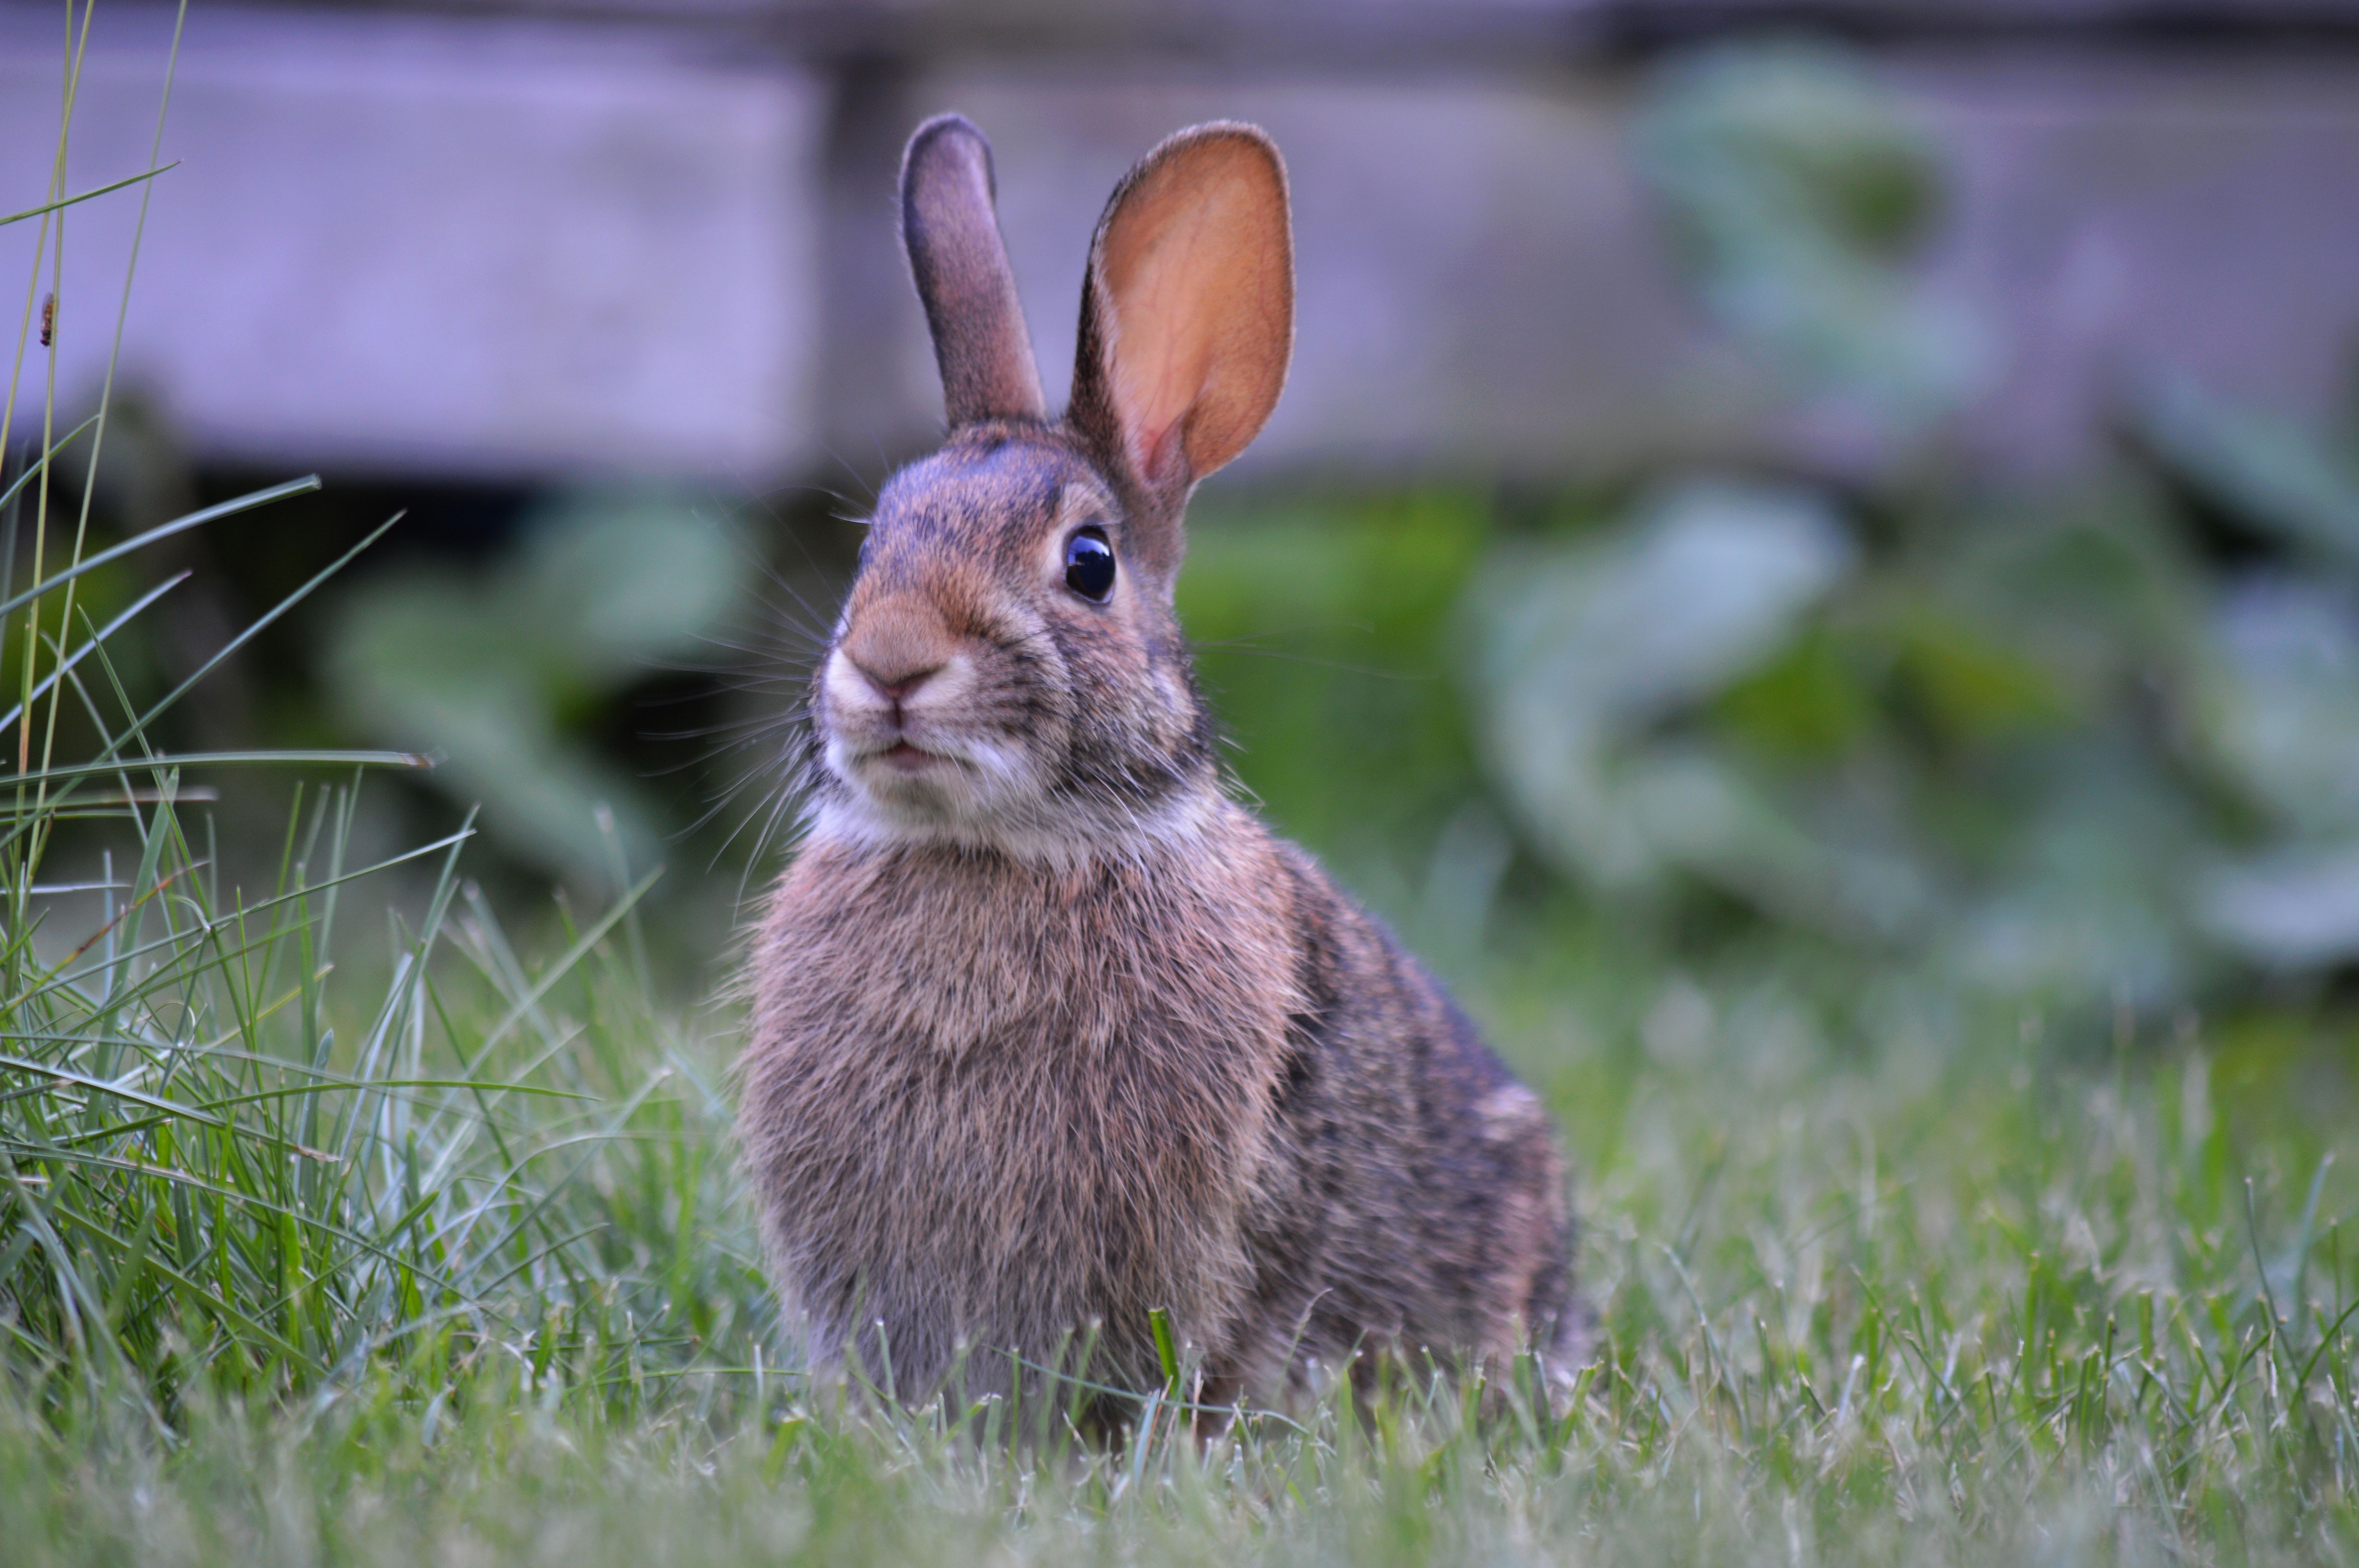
[{"left": 1256, "top": 842, "right": 1577, "bottom": 1376}]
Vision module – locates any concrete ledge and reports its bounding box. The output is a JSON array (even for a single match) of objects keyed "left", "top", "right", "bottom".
[
  {"left": 6, "top": 2, "right": 2359, "bottom": 487},
  {"left": 1, "top": 4, "right": 823, "bottom": 479}
]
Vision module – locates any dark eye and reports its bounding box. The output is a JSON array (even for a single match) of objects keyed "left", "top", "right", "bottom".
[{"left": 1064, "top": 526, "right": 1116, "bottom": 602}]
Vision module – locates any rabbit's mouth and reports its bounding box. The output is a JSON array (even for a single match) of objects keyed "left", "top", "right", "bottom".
[
  {"left": 836, "top": 730, "right": 1001, "bottom": 799},
  {"left": 879, "top": 740, "right": 944, "bottom": 773}
]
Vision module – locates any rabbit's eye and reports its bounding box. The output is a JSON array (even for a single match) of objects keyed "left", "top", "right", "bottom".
[{"left": 1064, "top": 527, "right": 1116, "bottom": 603}]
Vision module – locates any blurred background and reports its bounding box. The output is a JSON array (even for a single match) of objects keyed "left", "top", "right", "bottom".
[{"left": 10, "top": 0, "right": 2359, "bottom": 1074}]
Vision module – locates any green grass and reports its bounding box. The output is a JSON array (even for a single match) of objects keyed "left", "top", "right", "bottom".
[
  {"left": 2, "top": 787, "right": 760, "bottom": 1413},
  {"left": 2, "top": 791, "right": 2354, "bottom": 1563}
]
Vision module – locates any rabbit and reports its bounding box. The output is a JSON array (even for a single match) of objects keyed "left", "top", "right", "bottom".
[{"left": 737, "top": 113, "right": 1581, "bottom": 1416}]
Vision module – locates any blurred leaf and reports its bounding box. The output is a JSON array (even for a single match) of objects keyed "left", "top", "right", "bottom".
[
  {"left": 1711, "top": 623, "right": 1879, "bottom": 761},
  {"left": 2197, "top": 844, "right": 2359, "bottom": 971},
  {"left": 1637, "top": 42, "right": 1943, "bottom": 257},
  {"left": 1890, "top": 605, "right": 2074, "bottom": 747},
  {"left": 514, "top": 492, "right": 744, "bottom": 689},
  {"left": 2202, "top": 573, "right": 2359, "bottom": 838},
  {"left": 1927, "top": 482, "right": 2206, "bottom": 711},
  {"left": 2185, "top": 573, "right": 2359, "bottom": 971},
  {"left": 2127, "top": 370, "right": 2359, "bottom": 568},
  {"left": 1632, "top": 42, "right": 1984, "bottom": 425},
  {"left": 1468, "top": 480, "right": 1855, "bottom": 892},
  {"left": 1941, "top": 738, "right": 2208, "bottom": 1006},
  {"left": 1623, "top": 743, "right": 1936, "bottom": 941}
]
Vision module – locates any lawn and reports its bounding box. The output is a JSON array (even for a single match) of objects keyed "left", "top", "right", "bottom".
[{"left": 1, "top": 783, "right": 2352, "bottom": 1564}]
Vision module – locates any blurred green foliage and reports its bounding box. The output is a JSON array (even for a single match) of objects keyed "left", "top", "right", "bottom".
[
  {"left": 323, "top": 490, "right": 745, "bottom": 889},
  {"left": 1179, "top": 42, "right": 2359, "bottom": 1043},
  {"left": 1180, "top": 491, "right": 1490, "bottom": 861}
]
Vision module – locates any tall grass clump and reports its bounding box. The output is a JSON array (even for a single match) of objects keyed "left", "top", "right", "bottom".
[
  {"left": 1, "top": 762, "right": 769, "bottom": 1423},
  {"left": 0, "top": 489, "right": 773, "bottom": 1420},
  {"left": 1, "top": 0, "right": 769, "bottom": 1433}
]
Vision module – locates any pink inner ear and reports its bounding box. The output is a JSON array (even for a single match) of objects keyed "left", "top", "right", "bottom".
[
  {"left": 1087, "top": 128, "right": 1292, "bottom": 493},
  {"left": 1133, "top": 421, "right": 1187, "bottom": 493},
  {"left": 1105, "top": 186, "right": 1239, "bottom": 490},
  {"left": 1110, "top": 270, "right": 1214, "bottom": 490}
]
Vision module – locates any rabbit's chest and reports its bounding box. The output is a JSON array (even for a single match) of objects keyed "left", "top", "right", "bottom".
[
  {"left": 752, "top": 878, "right": 1288, "bottom": 1191},
  {"left": 740, "top": 834, "right": 1303, "bottom": 1333}
]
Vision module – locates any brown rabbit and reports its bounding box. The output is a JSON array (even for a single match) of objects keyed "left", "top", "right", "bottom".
[{"left": 738, "top": 114, "right": 1579, "bottom": 1414}]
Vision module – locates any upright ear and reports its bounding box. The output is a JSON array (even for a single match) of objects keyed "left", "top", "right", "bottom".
[
  {"left": 901, "top": 114, "right": 1047, "bottom": 427},
  {"left": 1070, "top": 123, "right": 1293, "bottom": 528}
]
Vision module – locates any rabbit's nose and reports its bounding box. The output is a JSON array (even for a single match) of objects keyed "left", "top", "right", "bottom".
[
  {"left": 840, "top": 590, "right": 957, "bottom": 704},
  {"left": 852, "top": 659, "right": 940, "bottom": 703}
]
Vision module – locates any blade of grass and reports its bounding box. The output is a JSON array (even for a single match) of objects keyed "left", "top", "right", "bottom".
[{"left": 0, "top": 476, "right": 320, "bottom": 624}]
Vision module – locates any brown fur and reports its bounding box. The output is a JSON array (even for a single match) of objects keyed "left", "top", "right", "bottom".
[
  {"left": 901, "top": 116, "right": 1047, "bottom": 426},
  {"left": 737, "top": 117, "right": 1580, "bottom": 1413}
]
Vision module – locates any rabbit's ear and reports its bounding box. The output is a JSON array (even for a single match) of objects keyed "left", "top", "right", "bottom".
[
  {"left": 1070, "top": 123, "right": 1292, "bottom": 540},
  {"left": 901, "top": 114, "right": 1047, "bottom": 426}
]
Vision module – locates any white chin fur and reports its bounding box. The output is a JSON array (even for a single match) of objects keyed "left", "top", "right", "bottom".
[{"left": 803, "top": 789, "right": 1216, "bottom": 869}]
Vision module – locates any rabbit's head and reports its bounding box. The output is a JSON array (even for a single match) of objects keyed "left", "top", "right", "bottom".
[{"left": 805, "top": 116, "right": 1293, "bottom": 860}]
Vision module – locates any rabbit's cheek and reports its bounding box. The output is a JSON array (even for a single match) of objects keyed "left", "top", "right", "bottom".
[{"left": 1151, "top": 663, "right": 1193, "bottom": 731}]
